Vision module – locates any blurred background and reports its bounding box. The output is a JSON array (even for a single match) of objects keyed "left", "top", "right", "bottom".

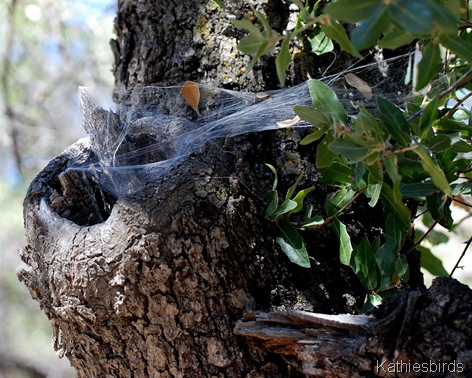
[
  {"left": 0, "top": 0, "right": 115, "bottom": 376},
  {"left": 0, "top": 0, "right": 471, "bottom": 377}
]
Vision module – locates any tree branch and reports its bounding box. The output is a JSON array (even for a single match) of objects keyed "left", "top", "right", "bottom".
[{"left": 1, "top": 0, "right": 22, "bottom": 177}]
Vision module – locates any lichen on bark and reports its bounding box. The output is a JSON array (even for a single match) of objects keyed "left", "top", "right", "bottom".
[{"left": 19, "top": 1, "right": 429, "bottom": 377}]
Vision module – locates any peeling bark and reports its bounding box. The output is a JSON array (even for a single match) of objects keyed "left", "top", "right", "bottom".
[
  {"left": 20, "top": 122, "right": 368, "bottom": 377},
  {"left": 235, "top": 278, "right": 472, "bottom": 377},
  {"left": 18, "top": 1, "right": 466, "bottom": 377}
]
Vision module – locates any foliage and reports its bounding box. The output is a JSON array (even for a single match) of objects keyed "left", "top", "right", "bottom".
[
  {"left": 221, "top": 0, "right": 472, "bottom": 307},
  {"left": 1, "top": 0, "right": 115, "bottom": 183}
]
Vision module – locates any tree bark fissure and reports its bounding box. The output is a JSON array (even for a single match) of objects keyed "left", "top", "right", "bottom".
[
  {"left": 19, "top": 0, "right": 471, "bottom": 377},
  {"left": 235, "top": 278, "right": 472, "bottom": 377},
  {"left": 20, "top": 120, "right": 370, "bottom": 376}
]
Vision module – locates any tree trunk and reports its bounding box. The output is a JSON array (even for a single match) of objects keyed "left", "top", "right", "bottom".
[{"left": 19, "top": 1, "right": 468, "bottom": 377}]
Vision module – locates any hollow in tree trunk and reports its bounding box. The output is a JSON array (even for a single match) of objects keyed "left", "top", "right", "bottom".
[{"left": 19, "top": 1, "right": 472, "bottom": 377}]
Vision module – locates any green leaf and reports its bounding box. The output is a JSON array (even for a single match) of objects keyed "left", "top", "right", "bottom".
[
  {"left": 428, "top": 134, "right": 452, "bottom": 154},
  {"left": 270, "top": 199, "right": 298, "bottom": 220},
  {"left": 384, "top": 154, "right": 401, "bottom": 184},
  {"left": 452, "top": 182, "right": 472, "bottom": 196},
  {"left": 379, "top": 26, "right": 416, "bottom": 50},
  {"left": 299, "top": 215, "right": 324, "bottom": 228},
  {"left": 441, "top": 0, "right": 462, "bottom": 21},
  {"left": 300, "top": 128, "right": 329, "bottom": 145},
  {"left": 372, "top": 235, "right": 381, "bottom": 253},
  {"left": 328, "top": 139, "right": 373, "bottom": 162},
  {"left": 317, "top": 133, "right": 338, "bottom": 168},
  {"left": 308, "top": 80, "right": 347, "bottom": 124},
  {"left": 291, "top": 187, "right": 315, "bottom": 214},
  {"left": 253, "top": 9, "right": 276, "bottom": 36},
  {"left": 238, "top": 33, "right": 263, "bottom": 55},
  {"left": 376, "top": 243, "right": 396, "bottom": 290},
  {"left": 308, "top": 30, "right": 334, "bottom": 55},
  {"left": 351, "top": 162, "right": 367, "bottom": 190},
  {"left": 288, "top": 0, "right": 312, "bottom": 22},
  {"left": 265, "top": 190, "right": 279, "bottom": 218},
  {"left": 319, "top": 162, "right": 352, "bottom": 185},
  {"left": 367, "top": 160, "right": 384, "bottom": 185},
  {"left": 391, "top": 0, "right": 435, "bottom": 34},
  {"left": 366, "top": 293, "right": 383, "bottom": 310},
  {"left": 351, "top": 6, "right": 389, "bottom": 50},
  {"left": 395, "top": 255, "right": 410, "bottom": 282},
  {"left": 367, "top": 161, "right": 383, "bottom": 184},
  {"left": 416, "top": 229, "right": 449, "bottom": 246},
  {"left": 242, "top": 41, "right": 270, "bottom": 76},
  {"left": 321, "top": 20, "right": 362, "bottom": 58},
  {"left": 415, "top": 42, "right": 441, "bottom": 91},
  {"left": 333, "top": 218, "right": 353, "bottom": 266},
  {"left": 276, "top": 36, "right": 291, "bottom": 87},
  {"left": 365, "top": 151, "right": 381, "bottom": 167},
  {"left": 418, "top": 245, "right": 448, "bottom": 277},
  {"left": 377, "top": 97, "right": 411, "bottom": 147},
  {"left": 451, "top": 140, "right": 472, "bottom": 153},
  {"left": 397, "top": 151, "right": 426, "bottom": 181},
  {"left": 324, "top": 0, "right": 382, "bottom": 23},
  {"left": 265, "top": 163, "right": 278, "bottom": 190},
  {"left": 353, "top": 237, "right": 379, "bottom": 290},
  {"left": 400, "top": 182, "right": 437, "bottom": 198},
  {"left": 434, "top": 118, "right": 472, "bottom": 138},
  {"left": 428, "top": 0, "right": 461, "bottom": 34},
  {"left": 385, "top": 213, "right": 405, "bottom": 251},
  {"left": 354, "top": 107, "right": 383, "bottom": 140},
  {"left": 418, "top": 97, "right": 438, "bottom": 141},
  {"left": 285, "top": 172, "right": 302, "bottom": 200},
  {"left": 326, "top": 187, "right": 355, "bottom": 216},
  {"left": 441, "top": 35, "right": 472, "bottom": 64},
  {"left": 213, "top": 0, "right": 226, "bottom": 8},
  {"left": 413, "top": 145, "right": 452, "bottom": 197},
  {"left": 231, "top": 19, "right": 264, "bottom": 41},
  {"left": 381, "top": 183, "right": 411, "bottom": 229},
  {"left": 293, "top": 105, "right": 328, "bottom": 126},
  {"left": 276, "top": 219, "right": 310, "bottom": 268},
  {"left": 426, "top": 194, "right": 453, "bottom": 230},
  {"left": 367, "top": 183, "right": 382, "bottom": 207}
]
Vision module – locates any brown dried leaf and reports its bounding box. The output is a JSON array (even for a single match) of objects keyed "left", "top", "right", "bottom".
[
  {"left": 277, "top": 115, "right": 300, "bottom": 128},
  {"left": 345, "top": 73, "right": 373, "bottom": 101},
  {"left": 181, "top": 81, "right": 201, "bottom": 116},
  {"left": 254, "top": 93, "right": 272, "bottom": 103},
  {"left": 453, "top": 195, "right": 472, "bottom": 212}
]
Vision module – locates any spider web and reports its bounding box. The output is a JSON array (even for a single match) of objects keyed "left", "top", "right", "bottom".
[{"left": 70, "top": 54, "right": 411, "bottom": 198}]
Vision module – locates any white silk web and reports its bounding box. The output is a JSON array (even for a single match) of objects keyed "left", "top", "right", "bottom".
[{"left": 70, "top": 56, "right": 410, "bottom": 198}]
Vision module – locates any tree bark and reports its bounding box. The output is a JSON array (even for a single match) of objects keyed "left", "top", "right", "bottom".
[
  {"left": 19, "top": 1, "right": 467, "bottom": 377},
  {"left": 112, "top": 0, "right": 287, "bottom": 91},
  {"left": 235, "top": 277, "right": 472, "bottom": 377}
]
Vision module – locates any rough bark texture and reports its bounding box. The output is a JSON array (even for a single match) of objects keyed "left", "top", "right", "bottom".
[
  {"left": 19, "top": 1, "right": 467, "bottom": 377},
  {"left": 111, "top": 0, "right": 341, "bottom": 92},
  {"left": 21, "top": 127, "right": 357, "bottom": 376},
  {"left": 19, "top": 114, "right": 369, "bottom": 377},
  {"left": 236, "top": 278, "right": 472, "bottom": 377}
]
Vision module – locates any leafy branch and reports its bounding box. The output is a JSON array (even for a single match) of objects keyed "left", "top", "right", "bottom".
[
  {"left": 228, "top": 0, "right": 359, "bottom": 86},
  {"left": 226, "top": 0, "right": 472, "bottom": 307}
]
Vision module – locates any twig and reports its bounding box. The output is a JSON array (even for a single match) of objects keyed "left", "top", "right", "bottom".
[
  {"left": 404, "top": 214, "right": 442, "bottom": 255},
  {"left": 445, "top": 90, "right": 472, "bottom": 118},
  {"left": 452, "top": 196, "right": 472, "bottom": 209},
  {"left": 450, "top": 236, "right": 472, "bottom": 277},
  {"left": 407, "top": 66, "right": 472, "bottom": 122},
  {"left": 307, "top": 187, "right": 367, "bottom": 229}
]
